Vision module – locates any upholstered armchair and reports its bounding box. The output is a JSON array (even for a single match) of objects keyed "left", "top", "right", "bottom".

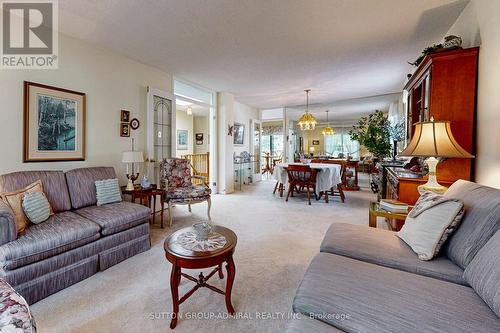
[{"left": 159, "top": 158, "right": 212, "bottom": 226}]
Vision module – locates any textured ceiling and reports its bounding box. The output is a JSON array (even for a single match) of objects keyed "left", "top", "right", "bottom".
[{"left": 58, "top": 0, "right": 467, "bottom": 112}]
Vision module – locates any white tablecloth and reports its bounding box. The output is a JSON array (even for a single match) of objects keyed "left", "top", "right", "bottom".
[{"left": 272, "top": 163, "right": 342, "bottom": 193}]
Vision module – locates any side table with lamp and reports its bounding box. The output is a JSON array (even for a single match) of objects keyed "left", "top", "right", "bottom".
[
  {"left": 371, "top": 118, "right": 475, "bottom": 230},
  {"left": 121, "top": 146, "right": 167, "bottom": 228},
  {"left": 399, "top": 117, "right": 474, "bottom": 195}
]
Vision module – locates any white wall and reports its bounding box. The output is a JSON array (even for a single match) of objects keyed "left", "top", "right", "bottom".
[
  {"left": 217, "top": 92, "right": 235, "bottom": 194},
  {"left": 193, "top": 116, "right": 209, "bottom": 154},
  {"left": 0, "top": 34, "right": 172, "bottom": 184},
  {"left": 445, "top": 0, "right": 500, "bottom": 188},
  {"left": 233, "top": 101, "right": 259, "bottom": 156},
  {"left": 175, "top": 110, "right": 194, "bottom": 157}
]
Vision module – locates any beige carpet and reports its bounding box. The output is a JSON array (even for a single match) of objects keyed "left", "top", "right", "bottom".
[{"left": 32, "top": 179, "right": 378, "bottom": 333}]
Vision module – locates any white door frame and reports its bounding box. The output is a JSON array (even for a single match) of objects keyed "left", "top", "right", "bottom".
[
  {"left": 250, "top": 118, "right": 262, "bottom": 182},
  {"left": 146, "top": 87, "right": 176, "bottom": 161},
  {"left": 173, "top": 78, "right": 218, "bottom": 193}
]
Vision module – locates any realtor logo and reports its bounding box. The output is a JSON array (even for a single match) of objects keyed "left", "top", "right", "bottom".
[{"left": 1, "top": 0, "right": 58, "bottom": 69}]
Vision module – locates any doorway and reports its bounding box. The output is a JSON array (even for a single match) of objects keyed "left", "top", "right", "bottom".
[{"left": 173, "top": 79, "right": 216, "bottom": 191}]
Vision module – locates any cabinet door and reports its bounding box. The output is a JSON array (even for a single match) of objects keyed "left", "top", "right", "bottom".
[
  {"left": 406, "top": 92, "right": 413, "bottom": 140},
  {"left": 422, "top": 73, "right": 431, "bottom": 121}
]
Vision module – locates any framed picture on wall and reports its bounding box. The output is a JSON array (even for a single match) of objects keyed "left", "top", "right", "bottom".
[
  {"left": 196, "top": 133, "right": 204, "bottom": 145},
  {"left": 233, "top": 122, "right": 245, "bottom": 145},
  {"left": 120, "top": 110, "right": 130, "bottom": 122},
  {"left": 120, "top": 123, "right": 130, "bottom": 137},
  {"left": 23, "top": 81, "right": 86, "bottom": 162},
  {"left": 177, "top": 130, "right": 188, "bottom": 150},
  {"left": 312, "top": 140, "right": 320, "bottom": 145}
]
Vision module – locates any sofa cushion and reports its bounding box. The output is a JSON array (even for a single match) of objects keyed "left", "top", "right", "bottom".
[
  {"left": 464, "top": 230, "right": 500, "bottom": 318},
  {"left": 396, "top": 194, "right": 464, "bottom": 260},
  {"left": 22, "top": 191, "right": 52, "bottom": 224},
  {"left": 65, "top": 167, "right": 117, "bottom": 209},
  {"left": 0, "top": 211, "right": 100, "bottom": 270},
  {"left": 0, "top": 170, "right": 71, "bottom": 213},
  {"left": 293, "top": 253, "right": 500, "bottom": 333},
  {"left": 75, "top": 201, "right": 150, "bottom": 236},
  {"left": 443, "top": 180, "right": 500, "bottom": 269},
  {"left": 95, "top": 178, "right": 122, "bottom": 206},
  {"left": 286, "top": 317, "right": 344, "bottom": 333},
  {"left": 167, "top": 185, "right": 211, "bottom": 201},
  {"left": 320, "top": 223, "right": 466, "bottom": 285}
]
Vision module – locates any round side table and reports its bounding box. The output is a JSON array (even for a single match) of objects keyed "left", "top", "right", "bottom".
[{"left": 164, "top": 225, "right": 237, "bottom": 329}]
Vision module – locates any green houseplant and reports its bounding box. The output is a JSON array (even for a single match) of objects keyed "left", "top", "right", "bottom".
[{"left": 349, "top": 110, "right": 392, "bottom": 159}]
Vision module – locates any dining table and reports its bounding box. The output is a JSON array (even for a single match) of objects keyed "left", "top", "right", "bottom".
[{"left": 272, "top": 162, "right": 342, "bottom": 194}]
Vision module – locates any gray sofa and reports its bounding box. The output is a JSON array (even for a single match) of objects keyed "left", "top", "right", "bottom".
[
  {"left": 0, "top": 167, "right": 151, "bottom": 304},
  {"left": 288, "top": 180, "right": 500, "bottom": 332}
]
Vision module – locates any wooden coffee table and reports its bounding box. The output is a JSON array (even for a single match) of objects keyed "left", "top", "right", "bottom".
[
  {"left": 164, "top": 225, "right": 237, "bottom": 329},
  {"left": 369, "top": 201, "right": 413, "bottom": 231}
]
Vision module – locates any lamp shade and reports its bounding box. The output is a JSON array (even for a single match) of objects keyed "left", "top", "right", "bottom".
[
  {"left": 399, "top": 120, "right": 474, "bottom": 158},
  {"left": 122, "top": 151, "right": 144, "bottom": 163}
]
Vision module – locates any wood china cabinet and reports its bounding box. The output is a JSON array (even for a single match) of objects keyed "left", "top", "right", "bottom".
[
  {"left": 405, "top": 47, "right": 478, "bottom": 182},
  {"left": 388, "top": 47, "right": 479, "bottom": 205}
]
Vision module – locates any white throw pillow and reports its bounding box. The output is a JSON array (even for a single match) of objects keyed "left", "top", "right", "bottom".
[{"left": 397, "top": 193, "right": 464, "bottom": 261}]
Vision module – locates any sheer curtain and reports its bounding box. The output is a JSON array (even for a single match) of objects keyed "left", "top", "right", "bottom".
[{"left": 324, "top": 128, "right": 360, "bottom": 159}]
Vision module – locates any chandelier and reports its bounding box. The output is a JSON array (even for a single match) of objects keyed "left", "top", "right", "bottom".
[
  {"left": 321, "top": 110, "right": 335, "bottom": 135},
  {"left": 297, "top": 89, "right": 317, "bottom": 131}
]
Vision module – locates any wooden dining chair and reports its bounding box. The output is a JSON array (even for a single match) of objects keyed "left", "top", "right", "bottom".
[
  {"left": 273, "top": 181, "right": 285, "bottom": 197},
  {"left": 285, "top": 165, "right": 318, "bottom": 205}
]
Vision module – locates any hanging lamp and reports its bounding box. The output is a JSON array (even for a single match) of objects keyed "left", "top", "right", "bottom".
[
  {"left": 321, "top": 110, "right": 335, "bottom": 135},
  {"left": 297, "top": 89, "right": 317, "bottom": 131}
]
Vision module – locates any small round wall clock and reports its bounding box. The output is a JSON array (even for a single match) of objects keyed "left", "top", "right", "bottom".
[{"left": 130, "top": 118, "right": 140, "bottom": 130}]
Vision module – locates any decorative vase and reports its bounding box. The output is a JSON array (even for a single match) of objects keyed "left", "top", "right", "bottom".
[
  {"left": 192, "top": 222, "right": 212, "bottom": 241},
  {"left": 140, "top": 174, "right": 151, "bottom": 189}
]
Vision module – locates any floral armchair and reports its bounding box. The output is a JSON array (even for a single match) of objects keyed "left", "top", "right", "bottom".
[
  {"left": 1, "top": 279, "right": 36, "bottom": 333},
  {"left": 159, "top": 158, "right": 212, "bottom": 226}
]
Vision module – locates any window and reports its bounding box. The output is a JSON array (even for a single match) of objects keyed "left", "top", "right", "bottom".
[{"left": 324, "top": 128, "right": 360, "bottom": 159}]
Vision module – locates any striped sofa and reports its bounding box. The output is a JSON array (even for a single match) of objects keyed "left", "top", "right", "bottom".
[
  {"left": 287, "top": 180, "right": 500, "bottom": 332},
  {"left": 0, "top": 167, "right": 151, "bottom": 304}
]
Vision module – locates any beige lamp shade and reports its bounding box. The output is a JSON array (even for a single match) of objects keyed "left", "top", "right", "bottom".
[
  {"left": 399, "top": 120, "right": 474, "bottom": 158},
  {"left": 122, "top": 151, "right": 144, "bottom": 163}
]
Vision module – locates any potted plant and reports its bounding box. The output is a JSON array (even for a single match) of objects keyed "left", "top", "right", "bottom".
[{"left": 348, "top": 110, "right": 392, "bottom": 160}]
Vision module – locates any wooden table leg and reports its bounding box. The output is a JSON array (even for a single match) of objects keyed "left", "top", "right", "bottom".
[
  {"left": 225, "top": 256, "right": 236, "bottom": 314},
  {"left": 218, "top": 263, "right": 224, "bottom": 279},
  {"left": 152, "top": 194, "right": 157, "bottom": 224},
  {"left": 369, "top": 211, "right": 377, "bottom": 228},
  {"left": 160, "top": 195, "right": 165, "bottom": 229},
  {"left": 170, "top": 263, "right": 181, "bottom": 329}
]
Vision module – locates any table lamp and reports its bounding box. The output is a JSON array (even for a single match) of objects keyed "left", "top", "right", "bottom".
[
  {"left": 122, "top": 151, "right": 144, "bottom": 190},
  {"left": 399, "top": 117, "right": 474, "bottom": 194}
]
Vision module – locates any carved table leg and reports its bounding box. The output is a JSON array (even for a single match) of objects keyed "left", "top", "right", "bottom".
[
  {"left": 225, "top": 256, "right": 236, "bottom": 314},
  {"left": 170, "top": 263, "right": 181, "bottom": 329}
]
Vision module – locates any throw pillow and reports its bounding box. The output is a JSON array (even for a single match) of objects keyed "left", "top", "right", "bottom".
[
  {"left": 95, "top": 178, "right": 122, "bottom": 206},
  {"left": 396, "top": 192, "right": 464, "bottom": 260},
  {"left": 0, "top": 180, "right": 54, "bottom": 234},
  {"left": 463, "top": 230, "right": 500, "bottom": 318},
  {"left": 22, "top": 191, "right": 51, "bottom": 224}
]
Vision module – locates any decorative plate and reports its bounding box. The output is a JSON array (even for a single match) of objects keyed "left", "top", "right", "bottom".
[
  {"left": 130, "top": 118, "right": 140, "bottom": 130},
  {"left": 177, "top": 231, "right": 227, "bottom": 252}
]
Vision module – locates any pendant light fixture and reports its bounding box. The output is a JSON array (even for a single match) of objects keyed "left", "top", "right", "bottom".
[
  {"left": 187, "top": 106, "right": 193, "bottom": 116},
  {"left": 297, "top": 89, "right": 317, "bottom": 131},
  {"left": 321, "top": 110, "right": 335, "bottom": 136}
]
